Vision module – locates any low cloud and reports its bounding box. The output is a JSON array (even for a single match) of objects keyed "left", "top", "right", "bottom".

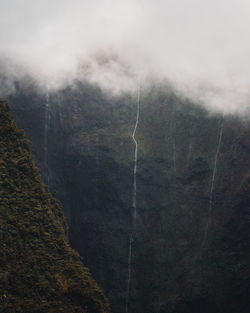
[{"left": 1, "top": 0, "right": 250, "bottom": 114}]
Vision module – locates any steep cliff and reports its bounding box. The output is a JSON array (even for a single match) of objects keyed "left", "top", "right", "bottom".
[
  {"left": 9, "top": 82, "right": 250, "bottom": 313},
  {"left": 0, "top": 101, "right": 110, "bottom": 313}
]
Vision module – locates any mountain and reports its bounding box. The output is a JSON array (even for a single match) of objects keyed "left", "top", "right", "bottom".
[
  {"left": 0, "top": 101, "right": 110, "bottom": 313},
  {"left": 8, "top": 80, "right": 250, "bottom": 313}
]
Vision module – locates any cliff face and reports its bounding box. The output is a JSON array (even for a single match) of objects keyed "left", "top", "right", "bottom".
[
  {"left": 9, "top": 82, "right": 250, "bottom": 313},
  {"left": 0, "top": 101, "right": 110, "bottom": 313}
]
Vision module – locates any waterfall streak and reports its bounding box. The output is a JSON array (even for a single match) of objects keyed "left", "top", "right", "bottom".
[
  {"left": 125, "top": 84, "right": 140, "bottom": 313},
  {"left": 173, "top": 141, "right": 177, "bottom": 174},
  {"left": 172, "top": 119, "right": 177, "bottom": 174},
  {"left": 125, "top": 235, "right": 133, "bottom": 313},
  {"left": 44, "top": 91, "right": 51, "bottom": 186},
  {"left": 203, "top": 116, "right": 224, "bottom": 244},
  {"left": 132, "top": 84, "right": 140, "bottom": 231}
]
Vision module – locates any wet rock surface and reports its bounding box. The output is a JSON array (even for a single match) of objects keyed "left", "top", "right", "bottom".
[{"left": 9, "top": 81, "right": 250, "bottom": 313}]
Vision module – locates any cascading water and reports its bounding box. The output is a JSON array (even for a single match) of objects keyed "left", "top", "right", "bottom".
[
  {"left": 173, "top": 141, "right": 177, "bottom": 174},
  {"left": 95, "top": 136, "right": 100, "bottom": 193},
  {"left": 203, "top": 115, "right": 224, "bottom": 245},
  {"left": 44, "top": 90, "right": 51, "bottom": 186},
  {"left": 172, "top": 119, "right": 177, "bottom": 174},
  {"left": 125, "top": 84, "right": 140, "bottom": 313}
]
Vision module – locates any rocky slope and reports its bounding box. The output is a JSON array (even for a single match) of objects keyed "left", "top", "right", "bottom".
[
  {"left": 0, "top": 101, "right": 110, "bottom": 313},
  {"left": 9, "top": 81, "right": 250, "bottom": 313}
]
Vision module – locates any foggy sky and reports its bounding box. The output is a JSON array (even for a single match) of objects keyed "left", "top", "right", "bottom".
[{"left": 1, "top": 0, "right": 250, "bottom": 113}]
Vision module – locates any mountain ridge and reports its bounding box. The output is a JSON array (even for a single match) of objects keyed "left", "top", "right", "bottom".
[{"left": 0, "top": 100, "right": 110, "bottom": 313}]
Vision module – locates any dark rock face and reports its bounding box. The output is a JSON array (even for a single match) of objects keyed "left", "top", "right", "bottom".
[
  {"left": 0, "top": 101, "right": 110, "bottom": 313},
  {"left": 9, "top": 81, "right": 250, "bottom": 313}
]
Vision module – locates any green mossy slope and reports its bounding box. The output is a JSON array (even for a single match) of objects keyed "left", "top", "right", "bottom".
[{"left": 0, "top": 101, "right": 110, "bottom": 313}]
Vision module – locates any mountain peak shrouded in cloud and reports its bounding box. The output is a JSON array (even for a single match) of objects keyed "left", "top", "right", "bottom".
[{"left": 1, "top": 0, "right": 250, "bottom": 114}]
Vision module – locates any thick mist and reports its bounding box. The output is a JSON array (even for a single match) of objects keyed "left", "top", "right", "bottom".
[{"left": 1, "top": 0, "right": 250, "bottom": 114}]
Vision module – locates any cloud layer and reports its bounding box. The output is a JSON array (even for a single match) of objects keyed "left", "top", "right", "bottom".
[{"left": 1, "top": 0, "right": 250, "bottom": 113}]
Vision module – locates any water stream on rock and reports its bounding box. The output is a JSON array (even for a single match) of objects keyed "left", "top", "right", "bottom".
[
  {"left": 203, "top": 115, "right": 224, "bottom": 245},
  {"left": 44, "top": 91, "right": 51, "bottom": 186},
  {"left": 125, "top": 84, "right": 140, "bottom": 313},
  {"left": 95, "top": 136, "right": 100, "bottom": 195},
  {"left": 172, "top": 118, "right": 177, "bottom": 174}
]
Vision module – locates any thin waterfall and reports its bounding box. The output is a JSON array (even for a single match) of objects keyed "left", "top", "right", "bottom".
[
  {"left": 44, "top": 90, "right": 51, "bottom": 186},
  {"left": 172, "top": 119, "right": 177, "bottom": 174},
  {"left": 125, "top": 84, "right": 140, "bottom": 313},
  {"left": 95, "top": 136, "right": 100, "bottom": 193},
  {"left": 173, "top": 141, "right": 177, "bottom": 174},
  {"left": 203, "top": 115, "right": 224, "bottom": 245}
]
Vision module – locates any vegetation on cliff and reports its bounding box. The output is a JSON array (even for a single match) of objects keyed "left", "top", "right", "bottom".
[{"left": 0, "top": 101, "right": 110, "bottom": 313}]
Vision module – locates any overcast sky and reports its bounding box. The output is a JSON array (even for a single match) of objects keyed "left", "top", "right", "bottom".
[{"left": 1, "top": 0, "right": 250, "bottom": 113}]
